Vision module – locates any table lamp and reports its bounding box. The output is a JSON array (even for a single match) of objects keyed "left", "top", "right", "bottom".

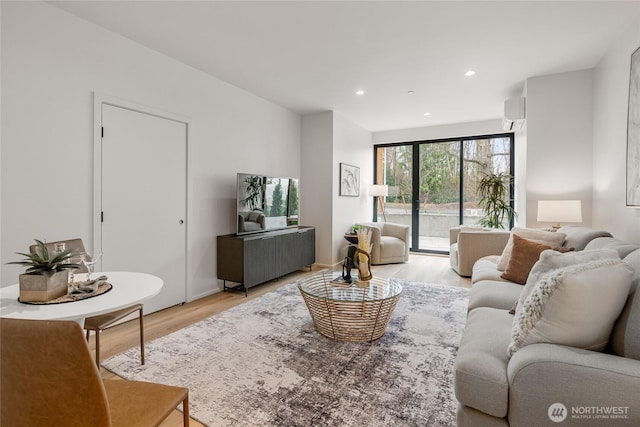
[{"left": 537, "top": 200, "right": 582, "bottom": 229}]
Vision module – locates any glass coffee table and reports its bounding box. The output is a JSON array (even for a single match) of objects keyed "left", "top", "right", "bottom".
[{"left": 297, "top": 271, "right": 402, "bottom": 342}]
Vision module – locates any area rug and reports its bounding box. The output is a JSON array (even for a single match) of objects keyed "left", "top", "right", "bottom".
[{"left": 103, "top": 279, "right": 469, "bottom": 427}]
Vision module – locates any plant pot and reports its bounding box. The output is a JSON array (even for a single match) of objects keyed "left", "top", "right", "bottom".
[{"left": 19, "top": 271, "right": 69, "bottom": 302}]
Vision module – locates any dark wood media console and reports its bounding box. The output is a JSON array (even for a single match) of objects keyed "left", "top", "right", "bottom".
[{"left": 217, "top": 226, "right": 315, "bottom": 296}]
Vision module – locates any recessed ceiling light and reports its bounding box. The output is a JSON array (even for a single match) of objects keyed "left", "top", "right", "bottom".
[
  {"left": 423, "top": 112, "right": 431, "bottom": 117},
  {"left": 356, "top": 90, "right": 365, "bottom": 95},
  {"left": 464, "top": 70, "right": 476, "bottom": 77}
]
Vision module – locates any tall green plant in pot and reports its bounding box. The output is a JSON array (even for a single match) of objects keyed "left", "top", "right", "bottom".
[
  {"left": 477, "top": 172, "right": 516, "bottom": 229},
  {"left": 7, "top": 239, "right": 80, "bottom": 302}
]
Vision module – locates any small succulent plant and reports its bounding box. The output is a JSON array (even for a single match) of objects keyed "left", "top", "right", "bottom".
[{"left": 8, "top": 239, "right": 81, "bottom": 275}]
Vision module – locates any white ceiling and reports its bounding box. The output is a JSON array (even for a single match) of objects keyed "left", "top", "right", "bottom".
[{"left": 49, "top": 1, "right": 640, "bottom": 132}]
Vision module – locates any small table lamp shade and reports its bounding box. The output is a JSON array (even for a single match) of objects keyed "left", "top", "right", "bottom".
[
  {"left": 368, "top": 185, "right": 389, "bottom": 197},
  {"left": 537, "top": 200, "right": 582, "bottom": 228}
]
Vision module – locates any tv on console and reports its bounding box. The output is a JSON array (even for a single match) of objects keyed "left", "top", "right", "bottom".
[{"left": 236, "top": 173, "right": 300, "bottom": 235}]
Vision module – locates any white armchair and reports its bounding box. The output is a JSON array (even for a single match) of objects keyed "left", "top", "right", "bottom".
[
  {"left": 449, "top": 226, "right": 511, "bottom": 277},
  {"left": 356, "top": 222, "right": 410, "bottom": 265}
]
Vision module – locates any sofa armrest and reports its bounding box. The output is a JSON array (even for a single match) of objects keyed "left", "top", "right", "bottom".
[
  {"left": 507, "top": 343, "right": 640, "bottom": 425},
  {"left": 454, "top": 231, "right": 510, "bottom": 277}
]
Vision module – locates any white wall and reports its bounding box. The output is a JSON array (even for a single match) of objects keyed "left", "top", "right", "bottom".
[
  {"left": 593, "top": 18, "right": 640, "bottom": 243},
  {"left": 332, "top": 113, "right": 373, "bottom": 262},
  {"left": 300, "top": 112, "right": 334, "bottom": 266},
  {"left": 0, "top": 1, "right": 301, "bottom": 300},
  {"left": 301, "top": 111, "right": 372, "bottom": 266},
  {"left": 524, "top": 70, "right": 594, "bottom": 228}
]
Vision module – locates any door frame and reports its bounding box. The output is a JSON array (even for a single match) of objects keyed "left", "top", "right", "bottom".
[
  {"left": 373, "top": 132, "right": 515, "bottom": 254},
  {"left": 92, "top": 92, "right": 190, "bottom": 285}
]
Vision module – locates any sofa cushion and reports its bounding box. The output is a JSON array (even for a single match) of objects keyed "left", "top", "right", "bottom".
[
  {"left": 496, "top": 228, "right": 566, "bottom": 271},
  {"left": 516, "top": 248, "right": 620, "bottom": 310},
  {"left": 611, "top": 249, "right": 640, "bottom": 360},
  {"left": 471, "top": 256, "right": 509, "bottom": 284},
  {"left": 500, "top": 235, "right": 554, "bottom": 285},
  {"left": 584, "top": 236, "right": 640, "bottom": 259},
  {"left": 468, "top": 280, "right": 523, "bottom": 312},
  {"left": 508, "top": 259, "right": 633, "bottom": 358},
  {"left": 455, "top": 307, "right": 514, "bottom": 418},
  {"left": 556, "top": 225, "right": 612, "bottom": 250}
]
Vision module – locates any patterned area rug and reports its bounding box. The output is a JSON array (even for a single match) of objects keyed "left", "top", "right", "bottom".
[{"left": 103, "top": 279, "right": 469, "bottom": 427}]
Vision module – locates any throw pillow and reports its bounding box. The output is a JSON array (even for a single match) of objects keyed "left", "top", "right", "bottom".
[
  {"left": 500, "top": 235, "right": 552, "bottom": 285},
  {"left": 248, "top": 211, "right": 261, "bottom": 222},
  {"left": 507, "top": 259, "right": 633, "bottom": 358},
  {"left": 516, "top": 248, "right": 621, "bottom": 311},
  {"left": 496, "top": 227, "right": 566, "bottom": 271}
]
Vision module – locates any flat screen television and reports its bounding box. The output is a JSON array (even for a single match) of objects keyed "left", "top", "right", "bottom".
[{"left": 236, "top": 173, "right": 299, "bottom": 235}]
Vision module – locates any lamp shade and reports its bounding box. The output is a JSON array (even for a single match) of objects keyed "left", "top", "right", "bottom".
[
  {"left": 368, "top": 185, "right": 389, "bottom": 197},
  {"left": 537, "top": 200, "right": 583, "bottom": 224}
]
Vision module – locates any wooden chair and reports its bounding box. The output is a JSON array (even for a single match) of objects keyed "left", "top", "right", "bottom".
[
  {"left": 30, "top": 238, "right": 146, "bottom": 368},
  {"left": 0, "top": 318, "right": 189, "bottom": 427},
  {"left": 85, "top": 304, "right": 145, "bottom": 368}
]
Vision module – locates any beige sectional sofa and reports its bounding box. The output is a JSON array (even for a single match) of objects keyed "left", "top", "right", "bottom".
[{"left": 454, "top": 226, "right": 640, "bottom": 426}]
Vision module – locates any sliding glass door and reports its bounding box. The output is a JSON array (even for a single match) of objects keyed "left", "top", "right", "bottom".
[{"left": 374, "top": 134, "right": 514, "bottom": 254}]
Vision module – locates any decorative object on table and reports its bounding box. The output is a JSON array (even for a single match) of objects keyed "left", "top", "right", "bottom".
[
  {"left": 104, "top": 279, "right": 468, "bottom": 427},
  {"left": 627, "top": 45, "right": 640, "bottom": 207},
  {"left": 339, "top": 163, "right": 360, "bottom": 196},
  {"left": 69, "top": 275, "right": 108, "bottom": 295},
  {"left": 334, "top": 231, "right": 359, "bottom": 284},
  {"left": 476, "top": 172, "right": 516, "bottom": 229},
  {"left": 368, "top": 184, "right": 389, "bottom": 221},
  {"left": 19, "top": 280, "right": 112, "bottom": 305},
  {"left": 355, "top": 226, "right": 373, "bottom": 280},
  {"left": 352, "top": 247, "right": 372, "bottom": 281},
  {"left": 7, "top": 239, "right": 81, "bottom": 302},
  {"left": 537, "top": 199, "right": 583, "bottom": 229},
  {"left": 333, "top": 255, "right": 355, "bottom": 284}
]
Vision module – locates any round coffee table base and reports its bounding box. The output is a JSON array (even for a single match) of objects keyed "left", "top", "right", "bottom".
[{"left": 299, "top": 285, "right": 401, "bottom": 343}]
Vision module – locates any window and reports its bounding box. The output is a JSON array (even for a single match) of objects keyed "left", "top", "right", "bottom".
[{"left": 374, "top": 133, "right": 514, "bottom": 253}]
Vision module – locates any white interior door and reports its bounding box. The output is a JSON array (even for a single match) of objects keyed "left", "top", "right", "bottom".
[{"left": 100, "top": 103, "right": 187, "bottom": 314}]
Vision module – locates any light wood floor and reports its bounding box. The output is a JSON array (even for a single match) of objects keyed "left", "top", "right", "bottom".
[{"left": 97, "top": 253, "right": 471, "bottom": 427}]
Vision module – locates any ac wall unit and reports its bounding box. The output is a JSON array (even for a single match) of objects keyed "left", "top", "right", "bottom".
[{"left": 502, "top": 97, "right": 526, "bottom": 131}]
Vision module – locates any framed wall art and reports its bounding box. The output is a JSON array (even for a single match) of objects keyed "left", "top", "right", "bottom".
[
  {"left": 627, "top": 45, "right": 640, "bottom": 207},
  {"left": 340, "top": 163, "right": 360, "bottom": 196}
]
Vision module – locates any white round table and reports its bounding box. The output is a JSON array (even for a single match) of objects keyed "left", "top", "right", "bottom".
[{"left": 0, "top": 272, "right": 162, "bottom": 323}]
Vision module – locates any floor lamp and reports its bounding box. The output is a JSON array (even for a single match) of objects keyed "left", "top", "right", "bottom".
[{"left": 368, "top": 184, "right": 389, "bottom": 222}]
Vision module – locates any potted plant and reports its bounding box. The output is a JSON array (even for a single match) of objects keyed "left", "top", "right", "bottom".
[
  {"left": 477, "top": 172, "right": 516, "bottom": 229},
  {"left": 7, "top": 239, "right": 81, "bottom": 302}
]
